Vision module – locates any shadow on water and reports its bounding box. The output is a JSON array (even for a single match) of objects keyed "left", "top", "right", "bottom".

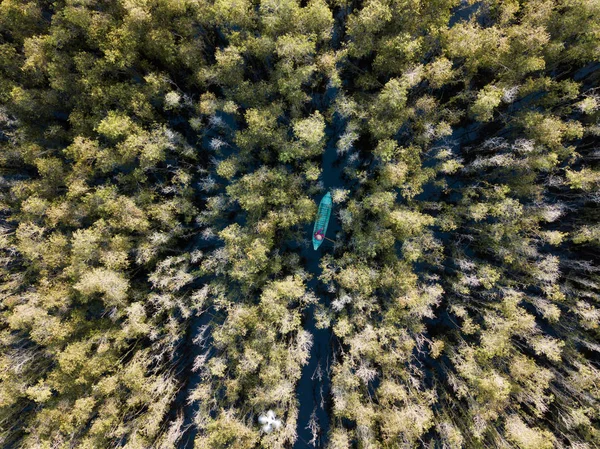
[
  {"left": 175, "top": 113, "right": 240, "bottom": 448},
  {"left": 294, "top": 118, "right": 345, "bottom": 448},
  {"left": 178, "top": 306, "right": 215, "bottom": 448}
]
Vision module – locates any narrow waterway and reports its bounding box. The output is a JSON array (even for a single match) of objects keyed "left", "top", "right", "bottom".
[{"left": 294, "top": 118, "right": 345, "bottom": 448}]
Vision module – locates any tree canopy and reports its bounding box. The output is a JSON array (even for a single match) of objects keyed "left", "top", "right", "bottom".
[{"left": 0, "top": 0, "right": 599, "bottom": 448}]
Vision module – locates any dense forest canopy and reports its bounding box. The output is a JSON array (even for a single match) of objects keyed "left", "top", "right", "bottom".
[{"left": 0, "top": 0, "right": 599, "bottom": 448}]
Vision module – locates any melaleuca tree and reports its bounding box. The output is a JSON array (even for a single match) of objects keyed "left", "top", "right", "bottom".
[
  {"left": 173, "top": 0, "right": 337, "bottom": 447},
  {"left": 0, "top": 1, "right": 214, "bottom": 447},
  {"left": 1, "top": 0, "right": 600, "bottom": 448},
  {"left": 323, "top": 0, "right": 600, "bottom": 447}
]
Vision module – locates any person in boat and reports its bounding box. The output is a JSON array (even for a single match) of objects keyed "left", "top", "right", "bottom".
[{"left": 314, "top": 229, "right": 324, "bottom": 241}]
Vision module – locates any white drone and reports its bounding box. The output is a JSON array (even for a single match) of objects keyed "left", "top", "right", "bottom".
[{"left": 258, "top": 410, "right": 282, "bottom": 433}]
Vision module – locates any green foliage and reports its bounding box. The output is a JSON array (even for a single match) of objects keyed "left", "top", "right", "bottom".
[
  {"left": 196, "top": 413, "right": 258, "bottom": 449},
  {"left": 566, "top": 167, "right": 600, "bottom": 191},
  {"left": 96, "top": 111, "right": 137, "bottom": 141},
  {"left": 471, "top": 85, "right": 503, "bottom": 122},
  {"left": 505, "top": 415, "right": 554, "bottom": 449},
  {"left": 1, "top": 0, "right": 599, "bottom": 448}
]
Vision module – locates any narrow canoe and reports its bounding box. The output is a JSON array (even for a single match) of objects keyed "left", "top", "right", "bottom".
[{"left": 313, "top": 192, "right": 332, "bottom": 250}]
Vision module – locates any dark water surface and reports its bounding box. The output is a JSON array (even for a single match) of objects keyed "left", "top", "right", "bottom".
[{"left": 293, "top": 119, "right": 346, "bottom": 448}]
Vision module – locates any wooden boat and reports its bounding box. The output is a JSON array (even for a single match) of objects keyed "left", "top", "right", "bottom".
[{"left": 313, "top": 192, "right": 332, "bottom": 250}]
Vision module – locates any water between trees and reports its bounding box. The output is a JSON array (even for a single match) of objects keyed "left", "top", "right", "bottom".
[
  {"left": 294, "top": 120, "right": 345, "bottom": 448},
  {"left": 175, "top": 109, "right": 346, "bottom": 448}
]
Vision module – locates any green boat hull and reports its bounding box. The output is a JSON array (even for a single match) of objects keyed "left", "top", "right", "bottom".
[{"left": 313, "top": 192, "right": 332, "bottom": 250}]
